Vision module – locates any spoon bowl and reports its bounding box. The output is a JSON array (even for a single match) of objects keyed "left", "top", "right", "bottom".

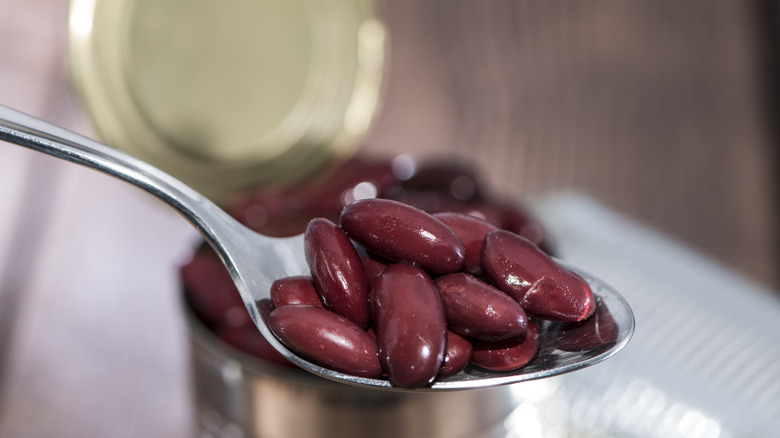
[{"left": 0, "top": 104, "right": 634, "bottom": 391}]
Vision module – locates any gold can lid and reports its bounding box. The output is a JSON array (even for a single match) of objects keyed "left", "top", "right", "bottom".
[{"left": 68, "top": 0, "right": 386, "bottom": 202}]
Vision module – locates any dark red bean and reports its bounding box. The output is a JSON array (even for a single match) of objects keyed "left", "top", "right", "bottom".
[
  {"left": 340, "top": 198, "right": 466, "bottom": 274},
  {"left": 269, "top": 305, "right": 383, "bottom": 378},
  {"left": 471, "top": 320, "right": 540, "bottom": 372},
  {"left": 556, "top": 299, "right": 619, "bottom": 351},
  {"left": 373, "top": 263, "right": 447, "bottom": 388},
  {"left": 435, "top": 273, "right": 528, "bottom": 341},
  {"left": 270, "top": 276, "right": 324, "bottom": 308},
  {"left": 433, "top": 212, "right": 499, "bottom": 275},
  {"left": 440, "top": 331, "right": 473, "bottom": 378},
  {"left": 482, "top": 230, "right": 596, "bottom": 322},
  {"left": 304, "top": 218, "right": 370, "bottom": 328}
]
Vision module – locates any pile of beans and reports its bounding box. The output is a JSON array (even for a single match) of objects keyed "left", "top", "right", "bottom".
[
  {"left": 267, "top": 198, "right": 595, "bottom": 388},
  {"left": 180, "top": 155, "right": 584, "bottom": 386}
]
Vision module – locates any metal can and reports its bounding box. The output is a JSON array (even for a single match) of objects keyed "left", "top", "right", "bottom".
[{"left": 186, "top": 301, "right": 519, "bottom": 438}]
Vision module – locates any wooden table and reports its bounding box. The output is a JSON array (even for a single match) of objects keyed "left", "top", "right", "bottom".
[{"left": 1, "top": 1, "right": 777, "bottom": 436}]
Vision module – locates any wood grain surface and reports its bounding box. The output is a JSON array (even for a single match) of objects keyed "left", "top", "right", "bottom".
[{"left": 0, "top": 0, "right": 777, "bottom": 436}]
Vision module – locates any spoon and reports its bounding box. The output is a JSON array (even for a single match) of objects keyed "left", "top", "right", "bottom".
[{"left": 0, "top": 104, "right": 634, "bottom": 391}]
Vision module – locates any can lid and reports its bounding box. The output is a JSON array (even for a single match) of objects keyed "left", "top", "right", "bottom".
[{"left": 68, "top": 0, "right": 386, "bottom": 202}]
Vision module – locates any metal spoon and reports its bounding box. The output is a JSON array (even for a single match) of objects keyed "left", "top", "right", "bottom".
[{"left": 0, "top": 104, "right": 634, "bottom": 391}]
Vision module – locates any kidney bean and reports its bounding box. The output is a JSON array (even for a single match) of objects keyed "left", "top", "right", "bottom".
[
  {"left": 304, "top": 218, "right": 370, "bottom": 328},
  {"left": 471, "top": 320, "right": 540, "bottom": 372},
  {"left": 440, "top": 330, "right": 473, "bottom": 378},
  {"left": 373, "top": 263, "right": 447, "bottom": 388},
  {"left": 435, "top": 273, "right": 528, "bottom": 341},
  {"left": 482, "top": 230, "right": 596, "bottom": 322},
  {"left": 269, "top": 304, "right": 383, "bottom": 378},
  {"left": 340, "top": 198, "right": 466, "bottom": 274},
  {"left": 270, "top": 276, "right": 324, "bottom": 308},
  {"left": 433, "top": 212, "right": 499, "bottom": 275}
]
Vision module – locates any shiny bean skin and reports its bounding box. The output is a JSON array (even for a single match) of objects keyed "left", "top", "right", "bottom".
[
  {"left": 482, "top": 230, "right": 596, "bottom": 322},
  {"left": 340, "top": 198, "right": 466, "bottom": 274},
  {"left": 440, "top": 330, "right": 473, "bottom": 378},
  {"left": 433, "top": 212, "right": 498, "bottom": 275},
  {"left": 373, "top": 263, "right": 447, "bottom": 388},
  {"left": 304, "top": 218, "right": 370, "bottom": 328},
  {"left": 435, "top": 273, "right": 528, "bottom": 341},
  {"left": 269, "top": 305, "right": 383, "bottom": 378},
  {"left": 270, "top": 276, "right": 324, "bottom": 308},
  {"left": 471, "top": 320, "right": 540, "bottom": 372}
]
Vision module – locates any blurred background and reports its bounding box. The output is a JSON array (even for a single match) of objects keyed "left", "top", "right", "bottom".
[
  {"left": 2, "top": 0, "right": 778, "bottom": 288},
  {"left": 366, "top": 1, "right": 779, "bottom": 289},
  {"left": 0, "top": 0, "right": 778, "bottom": 436}
]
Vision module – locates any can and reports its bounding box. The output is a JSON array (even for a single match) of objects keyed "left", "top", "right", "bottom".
[{"left": 186, "top": 301, "right": 519, "bottom": 438}]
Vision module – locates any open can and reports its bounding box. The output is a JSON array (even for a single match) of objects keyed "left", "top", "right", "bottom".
[{"left": 187, "top": 299, "right": 521, "bottom": 438}]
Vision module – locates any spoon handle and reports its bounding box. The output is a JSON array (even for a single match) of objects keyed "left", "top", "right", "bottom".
[{"left": 0, "top": 104, "right": 240, "bottom": 255}]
